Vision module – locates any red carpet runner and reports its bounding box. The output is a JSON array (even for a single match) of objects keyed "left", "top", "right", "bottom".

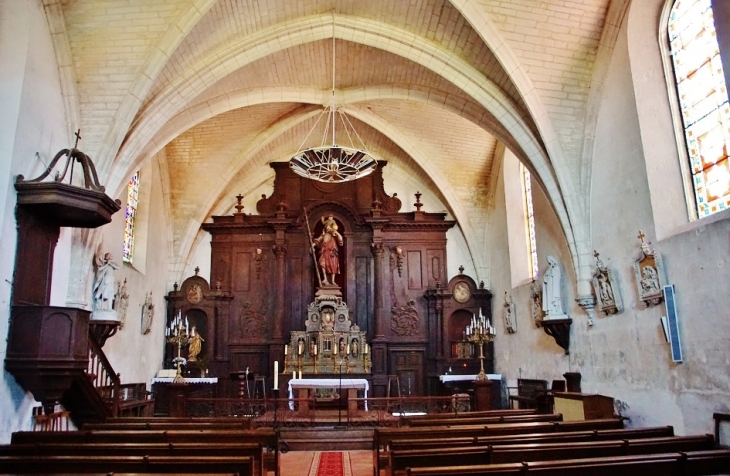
[{"left": 308, "top": 451, "right": 352, "bottom": 476}]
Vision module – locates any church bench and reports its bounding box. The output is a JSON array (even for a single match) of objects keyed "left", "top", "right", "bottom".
[
  {"left": 0, "top": 442, "right": 265, "bottom": 476},
  {"left": 0, "top": 454, "right": 254, "bottom": 475},
  {"left": 11, "top": 429, "right": 278, "bottom": 476},
  {"left": 12, "top": 428, "right": 278, "bottom": 445},
  {"left": 402, "top": 409, "right": 536, "bottom": 421},
  {"left": 83, "top": 421, "right": 252, "bottom": 431},
  {"left": 373, "top": 418, "right": 623, "bottom": 475},
  {"left": 389, "top": 435, "right": 715, "bottom": 475},
  {"left": 404, "top": 449, "right": 730, "bottom": 476},
  {"left": 404, "top": 413, "right": 562, "bottom": 427},
  {"left": 389, "top": 425, "right": 676, "bottom": 451}
]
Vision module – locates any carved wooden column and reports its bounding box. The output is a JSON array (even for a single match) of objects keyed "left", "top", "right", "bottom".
[
  {"left": 370, "top": 242, "right": 387, "bottom": 396},
  {"left": 272, "top": 243, "right": 287, "bottom": 342},
  {"left": 269, "top": 206, "right": 290, "bottom": 344}
]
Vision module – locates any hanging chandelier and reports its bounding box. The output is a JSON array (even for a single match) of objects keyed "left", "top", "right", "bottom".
[{"left": 289, "top": 17, "right": 378, "bottom": 183}]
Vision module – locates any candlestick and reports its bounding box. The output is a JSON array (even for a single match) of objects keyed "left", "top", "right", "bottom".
[{"left": 274, "top": 361, "right": 279, "bottom": 390}]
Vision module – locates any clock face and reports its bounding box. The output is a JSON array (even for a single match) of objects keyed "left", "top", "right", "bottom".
[{"left": 453, "top": 281, "right": 471, "bottom": 303}]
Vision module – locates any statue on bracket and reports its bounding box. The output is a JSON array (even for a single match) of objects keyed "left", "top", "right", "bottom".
[
  {"left": 633, "top": 231, "right": 665, "bottom": 307},
  {"left": 503, "top": 291, "right": 516, "bottom": 333},
  {"left": 592, "top": 251, "right": 622, "bottom": 315},
  {"left": 92, "top": 251, "right": 120, "bottom": 320},
  {"left": 542, "top": 255, "right": 568, "bottom": 320}
]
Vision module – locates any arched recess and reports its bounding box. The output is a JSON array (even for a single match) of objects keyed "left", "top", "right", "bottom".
[{"left": 627, "top": 0, "right": 700, "bottom": 241}]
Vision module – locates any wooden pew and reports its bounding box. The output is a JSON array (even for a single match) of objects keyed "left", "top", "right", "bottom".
[
  {"left": 404, "top": 449, "right": 730, "bottom": 476},
  {"left": 389, "top": 434, "right": 715, "bottom": 475},
  {"left": 11, "top": 428, "right": 278, "bottom": 476},
  {"left": 403, "top": 409, "right": 536, "bottom": 421},
  {"left": 405, "top": 413, "right": 562, "bottom": 427},
  {"left": 0, "top": 455, "right": 254, "bottom": 475},
  {"left": 389, "top": 426, "right": 676, "bottom": 452},
  {"left": 0, "top": 442, "right": 264, "bottom": 476},
  {"left": 83, "top": 421, "right": 252, "bottom": 431},
  {"left": 374, "top": 418, "right": 623, "bottom": 475},
  {"left": 12, "top": 428, "right": 277, "bottom": 445}
]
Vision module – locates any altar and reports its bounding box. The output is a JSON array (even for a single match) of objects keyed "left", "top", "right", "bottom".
[
  {"left": 151, "top": 377, "right": 219, "bottom": 416},
  {"left": 439, "top": 374, "right": 503, "bottom": 410},
  {"left": 288, "top": 378, "right": 369, "bottom": 415}
]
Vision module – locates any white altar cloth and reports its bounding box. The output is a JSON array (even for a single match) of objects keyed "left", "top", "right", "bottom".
[
  {"left": 287, "top": 378, "right": 369, "bottom": 410},
  {"left": 151, "top": 377, "right": 219, "bottom": 384},
  {"left": 439, "top": 374, "right": 501, "bottom": 382}
]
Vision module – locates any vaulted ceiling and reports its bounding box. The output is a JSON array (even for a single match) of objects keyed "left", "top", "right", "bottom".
[{"left": 49, "top": 0, "right": 625, "bottom": 284}]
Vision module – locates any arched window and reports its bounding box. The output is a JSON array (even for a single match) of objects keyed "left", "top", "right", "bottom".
[
  {"left": 122, "top": 171, "right": 139, "bottom": 263},
  {"left": 522, "top": 164, "right": 539, "bottom": 279},
  {"left": 669, "top": 0, "right": 730, "bottom": 218}
]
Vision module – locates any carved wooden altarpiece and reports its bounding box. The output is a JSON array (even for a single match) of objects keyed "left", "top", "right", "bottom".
[{"left": 189, "top": 162, "right": 455, "bottom": 397}]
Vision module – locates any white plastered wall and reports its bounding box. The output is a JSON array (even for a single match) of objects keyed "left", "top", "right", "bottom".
[
  {"left": 0, "top": 0, "right": 72, "bottom": 442},
  {"left": 94, "top": 155, "right": 171, "bottom": 387}
]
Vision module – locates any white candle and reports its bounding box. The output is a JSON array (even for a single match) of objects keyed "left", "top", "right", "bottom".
[
  {"left": 298, "top": 370, "right": 302, "bottom": 379},
  {"left": 274, "top": 361, "right": 279, "bottom": 390},
  {"left": 292, "top": 371, "right": 296, "bottom": 380},
  {"left": 285, "top": 345, "right": 288, "bottom": 355},
  {"left": 314, "top": 344, "right": 317, "bottom": 355},
  {"left": 347, "top": 343, "right": 351, "bottom": 355},
  {"left": 298, "top": 342, "right": 303, "bottom": 355}
]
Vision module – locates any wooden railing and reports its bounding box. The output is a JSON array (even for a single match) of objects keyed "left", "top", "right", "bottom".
[
  {"left": 183, "top": 395, "right": 474, "bottom": 427},
  {"left": 86, "top": 334, "right": 120, "bottom": 416}
]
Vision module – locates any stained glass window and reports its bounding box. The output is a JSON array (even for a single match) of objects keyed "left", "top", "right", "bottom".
[
  {"left": 669, "top": 0, "right": 730, "bottom": 217},
  {"left": 522, "top": 164, "right": 539, "bottom": 279},
  {"left": 122, "top": 172, "right": 139, "bottom": 263}
]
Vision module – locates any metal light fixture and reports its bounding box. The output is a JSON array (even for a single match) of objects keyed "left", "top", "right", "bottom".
[{"left": 289, "top": 16, "right": 378, "bottom": 183}]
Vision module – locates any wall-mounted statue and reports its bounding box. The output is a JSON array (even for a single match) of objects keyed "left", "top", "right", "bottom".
[
  {"left": 592, "top": 251, "right": 622, "bottom": 315},
  {"left": 141, "top": 291, "right": 154, "bottom": 334},
  {"left": 633, "top": 231, "right": 665, "bottom": 307},
  {"left": 116, "top": 278, "right": 129, "bottom": 328},
  {"left": 92, "top": 251, "right": 120, "bottom": 320},
  {"left": 503, "top": 291, "right": 516, "bottom": 333},
  {"left": 530, "top": 280, "right": 544, "bottom": 326},
  {"left": 542, "top": 255, "right": 568, "bottom": 320}
]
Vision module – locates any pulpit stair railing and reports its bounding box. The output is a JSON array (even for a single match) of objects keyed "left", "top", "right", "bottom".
[{"left": 87, "top": 334, "right": 120, "bottom": 416}]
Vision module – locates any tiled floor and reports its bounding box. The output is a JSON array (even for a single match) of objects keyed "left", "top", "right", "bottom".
[{"left": 280, "top": 450, "right": 372, "bottom": 476}]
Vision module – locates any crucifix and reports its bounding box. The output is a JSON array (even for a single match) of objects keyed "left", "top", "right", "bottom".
[{"left": 73, "top": 129, "right": 82, "bottom": 149}]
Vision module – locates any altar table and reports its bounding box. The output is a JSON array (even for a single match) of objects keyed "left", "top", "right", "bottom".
[
  {"left": 439, "top": 374, "right": 501, "bottom": 383},
  {"left": 288, "top": 378, "right": 369, "bottom": 414}
]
